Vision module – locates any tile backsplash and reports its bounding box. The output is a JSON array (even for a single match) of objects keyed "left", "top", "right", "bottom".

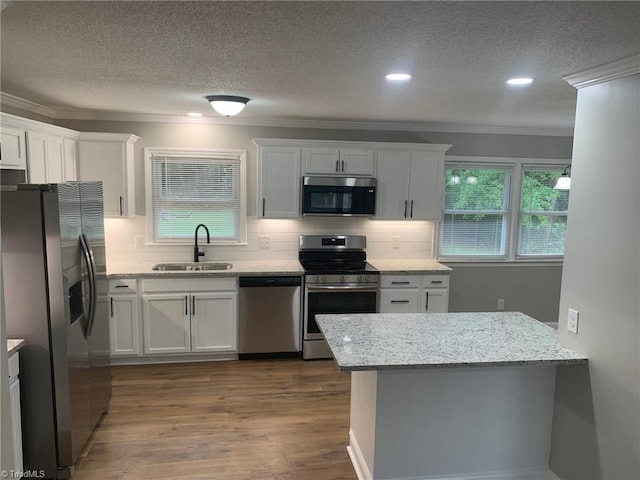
[{"left": 105, "top": 216, "right": 436, "bottom": 263}]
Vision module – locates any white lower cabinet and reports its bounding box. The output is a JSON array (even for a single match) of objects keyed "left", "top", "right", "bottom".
[
  {"left": 379, "top": 274, "right": 450, "bottom": 313},
  {"left": 109, "top": 279, "right": 141, "bottom": 357},
  {"left": 142, "top": 278, "right": 237, "bottom": 355},
  {"left": 8, "top": 351, "right": 23, "bottom": 474}
]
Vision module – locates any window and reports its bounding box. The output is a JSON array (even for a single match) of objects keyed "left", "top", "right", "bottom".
[
  {"left": 440, "top": 165, "right": 512, "bottom": 258},
  {"left": 518, "top": 167, "right": 569, "bottom": 256},
  {"left": 439, "top": 159, "right": 570, "bottom": 260},
  {"left": 145, "top": 148, "right": 246, "bottom": 244}
]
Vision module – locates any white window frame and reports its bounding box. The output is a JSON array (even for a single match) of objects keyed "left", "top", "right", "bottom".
[
  {"left": 144, "top": 147, "right": 247, "bottom": 245},
  {"left": 437, "top": 156, "right": 570, "bottom": 263}
]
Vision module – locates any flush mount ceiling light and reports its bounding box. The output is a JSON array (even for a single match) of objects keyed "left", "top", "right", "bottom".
[
  {"left": 506, "top": 77, "right": 534, "bottom": 86},
  {"left": 385, "top": 72, "right": 412, "bottom": 81},
  {"left": 205, "top": 95, "right": 250, "bottom": 116},
  {"left": 554, "top": 165, "right": 571, "bottom": 190}
]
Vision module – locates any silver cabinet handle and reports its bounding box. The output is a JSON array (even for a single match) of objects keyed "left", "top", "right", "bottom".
[{"left": 390, "top": 300, "right": 410, "bottom": 304}]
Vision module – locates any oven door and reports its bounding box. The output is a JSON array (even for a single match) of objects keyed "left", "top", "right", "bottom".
[{"left": 304, "top": 284, "right": 377, "bottom": 340}]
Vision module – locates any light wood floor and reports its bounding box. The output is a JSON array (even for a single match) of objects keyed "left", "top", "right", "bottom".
[{"left": 73, "top": 359, "right": 356, "bottom": 480}]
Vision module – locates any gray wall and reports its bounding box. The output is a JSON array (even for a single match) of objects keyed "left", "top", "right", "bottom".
[
  {"left": 550, "top": 74, "right": 640, "bottom": 478},
  {"left": 445, "top": 264, "right": 563, "bottom": 324}
]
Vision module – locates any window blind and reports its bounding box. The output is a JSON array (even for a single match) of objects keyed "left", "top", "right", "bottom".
[{"left": 150, "top": 154, "right": 240, "bottom": 242}]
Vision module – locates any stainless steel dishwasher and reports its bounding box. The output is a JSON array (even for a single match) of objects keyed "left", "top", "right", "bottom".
[{"left": 238, "top": 276, "right": 302, "bottom": 359}]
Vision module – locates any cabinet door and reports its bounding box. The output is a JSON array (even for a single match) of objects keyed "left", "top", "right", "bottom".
[
  {"left": 63, "top": 138, "right": 77, "bottom": 181},
  {"left": 407, "top": 152, "right": 444, "bottom": 220},
  {"left": 9, "top": 356, "right": 23, "bottom": 474},
  {"left": 259, "top": 146, "right": 301, "bottom": 218},
  {"left": 379, "top": 289, "right": 420, "bottom": 313},
  {"left": 0, "top": 126, "right": 27, "bottom": 169},
  {"left": 26, "top": 131, "right": 47, "bottom": 183},
  {"left": 191, "top": 292, "right": 237, "bottom": 353},
  {"left": 375, "top": 150, "right": 411, "bottom": 219},
  {"left": 109, "top": 295, "right": 140, "bottom": 356},
  {"left": 303, "top": 147, "right": 340, "bottom": 174},
  {"left": 78, "top": 140, "right": 131, "bottom": 217},
  {"left": 340, "top": 149, "right": 374, "bottom": 176},
  {"left": 422, "top": 289, "right": 449, "bottom": 313},
  {"left": 142, "top": 294, "right": 190, "bottom": 354},
  {"left": 46, "top": 135, "right": 65, "bottom": 183}
]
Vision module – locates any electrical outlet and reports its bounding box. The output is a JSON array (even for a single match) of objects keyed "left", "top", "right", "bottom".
[
  {"left": 567, "top": 308, "right": 579, "bottom": 334},
  {"left": 497, "top": 299, "right": 505, "bottom": 310},
  {"left": 392, "top": 236, "right": 400, "bottom": 249},
  {"left": 258, "top": 235, "right": 271, "bottom": 249},
  {"left": 134, "top": 235, "right": 144, "bottom": 249}
]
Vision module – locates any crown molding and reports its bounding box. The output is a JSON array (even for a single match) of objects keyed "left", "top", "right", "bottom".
[
  {"left": 564, "top": 54, "right": 640, "bottom": 89},
  {"left": 0, "top": 91, "right": 58, "bottom": 118},
  {"left": 2, "top": 91, "right": 574, "bottom": 137}
]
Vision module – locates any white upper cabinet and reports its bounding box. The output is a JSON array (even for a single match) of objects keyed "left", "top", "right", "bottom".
[
  {"left": 26, "top": 131, "right": 65, "bottom": 183},
  {"left": 63, "top": 138, "right": 78, "bottom": 181},
  {"left": 78, "top": 132, "right": 139, "bottom": 217},
  {"left": 376, "top": 145, "right": 451, "bottom": 220},
  {"left": 256, "top": 143, "right": 301, "bottom": 218},
  {"left": 0, "top": 125, "right": 27, "bottom": 170},
  {"left": 303, "top": 147, "right": 374, "bottom": 176}
]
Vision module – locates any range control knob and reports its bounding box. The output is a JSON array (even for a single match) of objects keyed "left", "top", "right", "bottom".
[
  {"left": 340, "top": 275, "right": 345, "bottom": 282},
  {"left": 357, "top": 275, "right": 362, "bottom": 282},
  {"left": 322, "top": 275, "right": 327, "bottom": 282}
]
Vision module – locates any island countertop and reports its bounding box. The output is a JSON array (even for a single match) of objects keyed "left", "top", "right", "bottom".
[{"left": 316, "top": 311, "right": 587, "bottom": 371}]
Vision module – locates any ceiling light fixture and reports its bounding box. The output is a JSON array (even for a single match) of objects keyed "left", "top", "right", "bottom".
[
  {"left": 205, "top": 95, "right": 250, "bottom": 116},
  {"left": 554, "top": 165, "right": 571, "bottom": 190},
  {"left": 506, "top": 77, "right": 534, "bottom": 86},
  {"left": 386, "top": 73, "right": 412, "bottom": 81}
]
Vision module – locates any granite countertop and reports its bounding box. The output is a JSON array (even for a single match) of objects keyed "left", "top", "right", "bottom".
[
  {"left": 108, "top": 258, "right": 450, "bottom": 278},
  {"left": 107, "top": 259, "right": 305, "bottom": 278},
  {"left": 7, "top": 339, "right": 25, "bottom": 355},
  {"left": 368, "top": 258, "right": 451, "bottom": 274},
  {"left": 316, "top": 311, "right": 587, "bottom": 371}
]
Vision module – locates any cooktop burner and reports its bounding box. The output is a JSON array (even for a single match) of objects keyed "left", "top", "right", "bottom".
[{"left": 298, "top": 234, "right": 378, "bottom": 276}]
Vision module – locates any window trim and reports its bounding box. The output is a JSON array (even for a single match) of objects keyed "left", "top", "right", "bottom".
[
  {"left": 437, "top": 156, "right": 570, "bottom": 263},
  {"left": 144, "top": 147, "right": 247, "bottom": 245}
]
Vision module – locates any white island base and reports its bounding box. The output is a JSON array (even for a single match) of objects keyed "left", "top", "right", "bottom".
[{"left": 347, "top": 365, "right": 558, "bottom": 480}]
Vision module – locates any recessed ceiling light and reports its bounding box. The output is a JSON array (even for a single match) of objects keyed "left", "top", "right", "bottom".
[
  {"left": 386, "top": 73, "right": 412, "bottom": 81},
  {"left": 187, "top": 112, "right": 203, "bottom": 117},
  {"left": 506, "top": 77, "right": 534, "bottom": 86}
]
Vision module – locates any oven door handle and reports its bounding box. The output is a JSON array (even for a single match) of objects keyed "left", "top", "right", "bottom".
[{"left": 306, "top": 284, "right": 378, "bottom": 292}]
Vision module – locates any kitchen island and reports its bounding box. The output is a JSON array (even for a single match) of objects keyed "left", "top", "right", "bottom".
[{"left": 316, "top": 312, "right": 587, "bottom": 480}]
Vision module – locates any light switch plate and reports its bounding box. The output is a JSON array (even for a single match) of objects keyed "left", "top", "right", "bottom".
[{"left": 567, "top": 308, "right": 579, "bottom": 334}]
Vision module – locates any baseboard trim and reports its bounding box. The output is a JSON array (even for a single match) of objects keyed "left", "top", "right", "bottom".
[{"left": 347, "top": 430, "right": 373, "bottom": 480}]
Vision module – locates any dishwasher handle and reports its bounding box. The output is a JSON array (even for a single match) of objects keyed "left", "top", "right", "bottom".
[{"left": 239, "top": 276, "right": 302, "bottom": 288}]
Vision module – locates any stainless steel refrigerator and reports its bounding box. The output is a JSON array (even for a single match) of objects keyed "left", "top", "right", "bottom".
[{"left": 1, "top": 182, "right": 111, "bottom": 479}]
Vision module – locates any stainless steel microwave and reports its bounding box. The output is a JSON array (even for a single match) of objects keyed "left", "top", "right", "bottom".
[{"left": 301, "top": 176, "right": 377, "bottom": 216}]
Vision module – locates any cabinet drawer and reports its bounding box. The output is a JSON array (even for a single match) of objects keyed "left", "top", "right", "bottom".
[
  {"left": 380, "top": 275, "right": 421, "bottom": 289},
  {"left": 423, "top": 275, "right": 449, "bottom": 288},
  {"left": 142, "top": 277, "right": 236, "bottom": 293},
  {"left": 109, "top": 279, "right": 137, "bottom": 293},
  {"left": 8, "top": 352, "right": 19, "bottom": 378},
  {"left": 379, "top": 289, "right": 420, "bottom": 313}
]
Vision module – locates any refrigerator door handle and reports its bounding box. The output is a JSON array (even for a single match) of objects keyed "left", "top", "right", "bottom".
[{"left": 80, "top": 233, "right": 97, "bottom": 338}]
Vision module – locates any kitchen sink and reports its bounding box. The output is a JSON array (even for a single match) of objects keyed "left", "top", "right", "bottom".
[{"left": 152, "top": 262, "right": 233, "bottom": 271}]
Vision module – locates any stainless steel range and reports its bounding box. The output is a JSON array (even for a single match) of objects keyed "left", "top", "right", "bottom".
[{"left": 299, "top": 234, "right": 379, "bottom": 359}]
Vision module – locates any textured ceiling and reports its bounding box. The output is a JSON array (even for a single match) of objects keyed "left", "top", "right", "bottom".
[{"left": 1, "top": 1, "right": 639, "bottom": 132}]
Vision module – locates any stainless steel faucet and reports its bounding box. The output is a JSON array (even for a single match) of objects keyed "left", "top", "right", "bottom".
[{"left": 193, "top": 224, "right": 210, "bottom": 262}]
